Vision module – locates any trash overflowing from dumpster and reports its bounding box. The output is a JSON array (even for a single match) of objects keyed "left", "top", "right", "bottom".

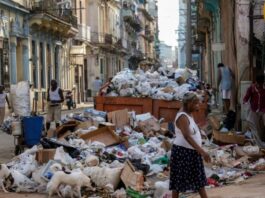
[
  {"left": 0, "top": 106, "right": 264, "bottom": 198},
  {"left": 104, "top": 68, "right": 201, "bottom": 101}
]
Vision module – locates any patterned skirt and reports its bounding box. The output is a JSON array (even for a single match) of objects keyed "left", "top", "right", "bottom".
[{"left": 169, "top": 145, "right": 207, "bottom": 192}]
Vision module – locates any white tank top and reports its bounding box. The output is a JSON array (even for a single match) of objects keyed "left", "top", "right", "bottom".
[
  {"left": 173, "top": 112, "right": 202, "bottom": 150},
  {"left": 49, "top": 87, "right": 61, "bottom": 101},
  {"left": 0, "top": 93, "right": 6, "bottom": 108}
]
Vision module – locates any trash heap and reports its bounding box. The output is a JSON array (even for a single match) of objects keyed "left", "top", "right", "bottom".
[
  {"left": 3, "top": 108, "right": 265, "bottom": 198},
  {"left": 106, "top": 68, "right": 200, "bottom": 100}
]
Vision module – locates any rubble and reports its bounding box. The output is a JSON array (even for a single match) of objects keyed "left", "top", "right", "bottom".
[{"left": 1, "top": 106, "right": 265, "bottom": 197}]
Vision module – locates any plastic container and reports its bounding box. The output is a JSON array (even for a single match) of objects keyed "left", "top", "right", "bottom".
[{"left": 22, "top": 116, "right": 44, "bottom": 147}]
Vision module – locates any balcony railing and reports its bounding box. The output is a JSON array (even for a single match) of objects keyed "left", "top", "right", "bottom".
[
  {"left": 31, "top": 0, "right": 78, "bottom": 28},
  {"left": 76, "top": 24, "right": 91, "bottom": 42},
  {"left": 91, "top": 32, "right": 119, "bottom": 45},
  {"left": 123, "top": 9, "right": 142, "bottom": 32},
  {"left": 123, "top": 9, "right": 135, "bottom": 18}
]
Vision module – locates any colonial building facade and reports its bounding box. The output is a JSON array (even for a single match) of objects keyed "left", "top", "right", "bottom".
[{"left": 0, "top": 0, "right": 158, "bottom": 107}]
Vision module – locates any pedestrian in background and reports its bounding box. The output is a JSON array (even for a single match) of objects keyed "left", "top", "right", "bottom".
[
  {"left": 92, "top": 77, "right": 102, "bottom": 97},
  {"left": 65, "top": 90, "right": 73, "bottom": 110},
  {"left": 99, "top": 77, "right": 113, "bottom": 96},
  {"left": 46, "top": 80, "right": 64, "bottom": 131},
  {"left": 243, "top": 74, "right": 265, "bottom": 141},
  {"left": 170, "top": 92, "right": 210, "bottom": 198},
  {"left": 217, "top": 63, "right": 235, "bottom": 114},
  {"left": 0, "top": 85, "right": 10, "bottom": 126}
]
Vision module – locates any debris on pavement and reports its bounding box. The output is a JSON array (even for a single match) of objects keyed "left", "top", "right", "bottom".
[
  {"left": 0, "top": 106, "right": 264, "bottom": 198},
  {"left": 0, "top": 71, "right": 264, "bottom": 197}
]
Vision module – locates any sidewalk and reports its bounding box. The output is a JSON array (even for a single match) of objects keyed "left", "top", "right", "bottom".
[
  {"left": 5, "top": 102, "right": 94, "bottom": 118},
  {"left": 38, "top": 102, "right": 94, "bottom": 115}
]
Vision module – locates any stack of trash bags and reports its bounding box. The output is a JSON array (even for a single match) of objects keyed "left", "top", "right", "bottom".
[{"left": 106, "top": 68, "right": 200, "bottom": 101}]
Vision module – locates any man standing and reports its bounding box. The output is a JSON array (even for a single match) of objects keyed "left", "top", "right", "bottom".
[
  {"left": 243, "top": 74, "right": 265, "bottom": 141},
  {"left": 46, "top": 80, "right": 64, "bottom": 131},
  {"left": 92, "top": 77, "right": 102, "bottom": 97},
  {"left": 217, "top": 63, "right": 235, "bottom": 114}
]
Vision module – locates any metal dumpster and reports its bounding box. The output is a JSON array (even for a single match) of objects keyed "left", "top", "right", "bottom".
[{"left": 95, "top": 96, "right": 207, "bottom": 125}]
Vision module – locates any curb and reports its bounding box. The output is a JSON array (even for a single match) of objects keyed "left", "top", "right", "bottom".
[{"left": 37, "top": 105, "right": 93, "bottom": 116}]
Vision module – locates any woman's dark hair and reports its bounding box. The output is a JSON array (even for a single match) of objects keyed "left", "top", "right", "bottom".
[
  {"left": 182, "top": 92, "right": 198, "bottom": 111},
  {"left": 218, "top": 63, "right": 224, "bottom": 68},
  {"left": 256, "top": 74, "right": 265, "bottom": 84}
]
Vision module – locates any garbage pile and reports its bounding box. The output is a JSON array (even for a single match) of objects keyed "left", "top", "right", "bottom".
[
  {"left": 2, "top": 108, "right": 265, "bottom": 198},
  {"left": 106, "top": 68, "right": 201, "bottom": 100}
]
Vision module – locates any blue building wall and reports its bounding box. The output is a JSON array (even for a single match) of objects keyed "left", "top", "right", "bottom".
[{"left": 0, "top": 3, "right": 30, "bottom": 86}]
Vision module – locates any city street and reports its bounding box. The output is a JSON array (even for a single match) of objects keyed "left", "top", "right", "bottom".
[
  {"left": 0, "top": 104, "right": 264, "bottom": 198},
  {"left": 0, "top": 174, "right": 264, "bottom": 197},
  {"left": 0, "top": 0, "right": 265, "bottom": 197}
]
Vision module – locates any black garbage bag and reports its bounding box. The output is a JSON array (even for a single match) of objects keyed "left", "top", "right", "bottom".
[
  {"left": 129, "top": 159, "right": 150, "bottom": 175},
  {"left": 223, "top": 110, "right": 236, "bottom": 130},
  {"left": 40, "top": 137, "right": 80, "bottom": 158}
]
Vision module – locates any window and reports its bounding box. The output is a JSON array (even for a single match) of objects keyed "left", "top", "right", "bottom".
[
  {"left": 47, "top": 44, "right": 51, "bottom": 84},
  {"left": 74, "top": 66, "right": 79, "bottom": 84},
  {"left": 118, "top": 60, "right": 121, "bottom": 72},
  {"left": 79, "top": 1, "right": 82, "bottom": 24},
  {"left": 84, "top": 58, "right": 88, "bottom": 90},
  {"left": 100, "top": 58, "right": 104, "bottom": 74},
  {"left": 54, "top": 46, "right": 59, "bottom": 82},
  {"left": 0, "top": 39, "right": 9, "bottom": 87},
  {"left": 32, "top": 40, "right": 38, "bottom": 88},
  {"left": 40, "top": 42, "right": 45, "bottom": 88},
  {"left": 73, "top": 0, "right": 77, "bottom": 15}
]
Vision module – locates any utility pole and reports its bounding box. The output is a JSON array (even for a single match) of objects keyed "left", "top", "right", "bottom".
[{"left": 186, "top": 0, "right": 192, "bottom": 68}]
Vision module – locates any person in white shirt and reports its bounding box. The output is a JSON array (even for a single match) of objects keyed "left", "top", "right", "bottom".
[
  {"left": 0, "top": 85, "right": 10, "bottom": 125},
  {"left": 92, "top": 77, "right": 102, "bottom": 97},
  {"left": 46, "top": 80, "right": 64, "bottom": 131},
  {"left": 170, "top": 92, "right": 210, "bottom": 198}
]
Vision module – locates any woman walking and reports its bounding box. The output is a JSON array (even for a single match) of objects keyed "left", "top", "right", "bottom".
[{"left": 170, "top": 92, "right": 210, "bottom": 198}]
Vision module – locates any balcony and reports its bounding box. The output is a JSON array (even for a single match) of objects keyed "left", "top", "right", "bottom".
[
  {"left": 76, "top": 24, "right": 91, "bottom": 42},
  {"left": 139, "top": 27, "right": 155, "bottom": 43},
  {"left": 123, "top": 10, "right": 142, "bottom": 32},
  {"left": 138, "top": 5, "right": 154, "bottom": 21},
  {"left": 29, "top": 0, "right": 78, "bottom": 38},
  {"left": 91, "top": 32, "right": 119, "bottom": 44},
  {"left": 90, "top": 32, "right": 126, "bottom": 54}
]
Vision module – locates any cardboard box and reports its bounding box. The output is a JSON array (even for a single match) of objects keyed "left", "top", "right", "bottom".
[
  {"left": 107, "top": 109, "right": 129, "bottom": 128},
  {"left": 98, "top": 122, "right": 116, "bottom": 130},
  {"left": 160, "top": 122, "right": 168, "bottom": 130},
  {"left": 208, "top": 116, "right": 221, "bottom": 130},
  {"left": 56, "top": 122, "right": 78, "bottom": 138},
  {"left": 79, "top": 126, "right": 120, "bottom": 146},
  {"left": 58, "top": 131, "right": 71, "bottom": 142},
  {"left": 36, "top": 149, "right": 56, "bottom": 164},
  {"left": 213, "top": 130, "right": 245, "bottom": 145},
  {"left": 47, "top": 129, "right": 56, "bottom": 138},
  {"left": 121, "top": 161, "right": 144, "bottom": 192},
  {"left": 76, "top": 120, "right": 96, "bottom": 130}
]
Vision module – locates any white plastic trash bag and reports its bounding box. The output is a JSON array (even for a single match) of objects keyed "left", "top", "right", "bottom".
[
  {"left": 10, "top": 81, "right": 30, "bottom": 116},
  {"left": 54, "top": 147, "right": 74, "bottom": 165}
]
